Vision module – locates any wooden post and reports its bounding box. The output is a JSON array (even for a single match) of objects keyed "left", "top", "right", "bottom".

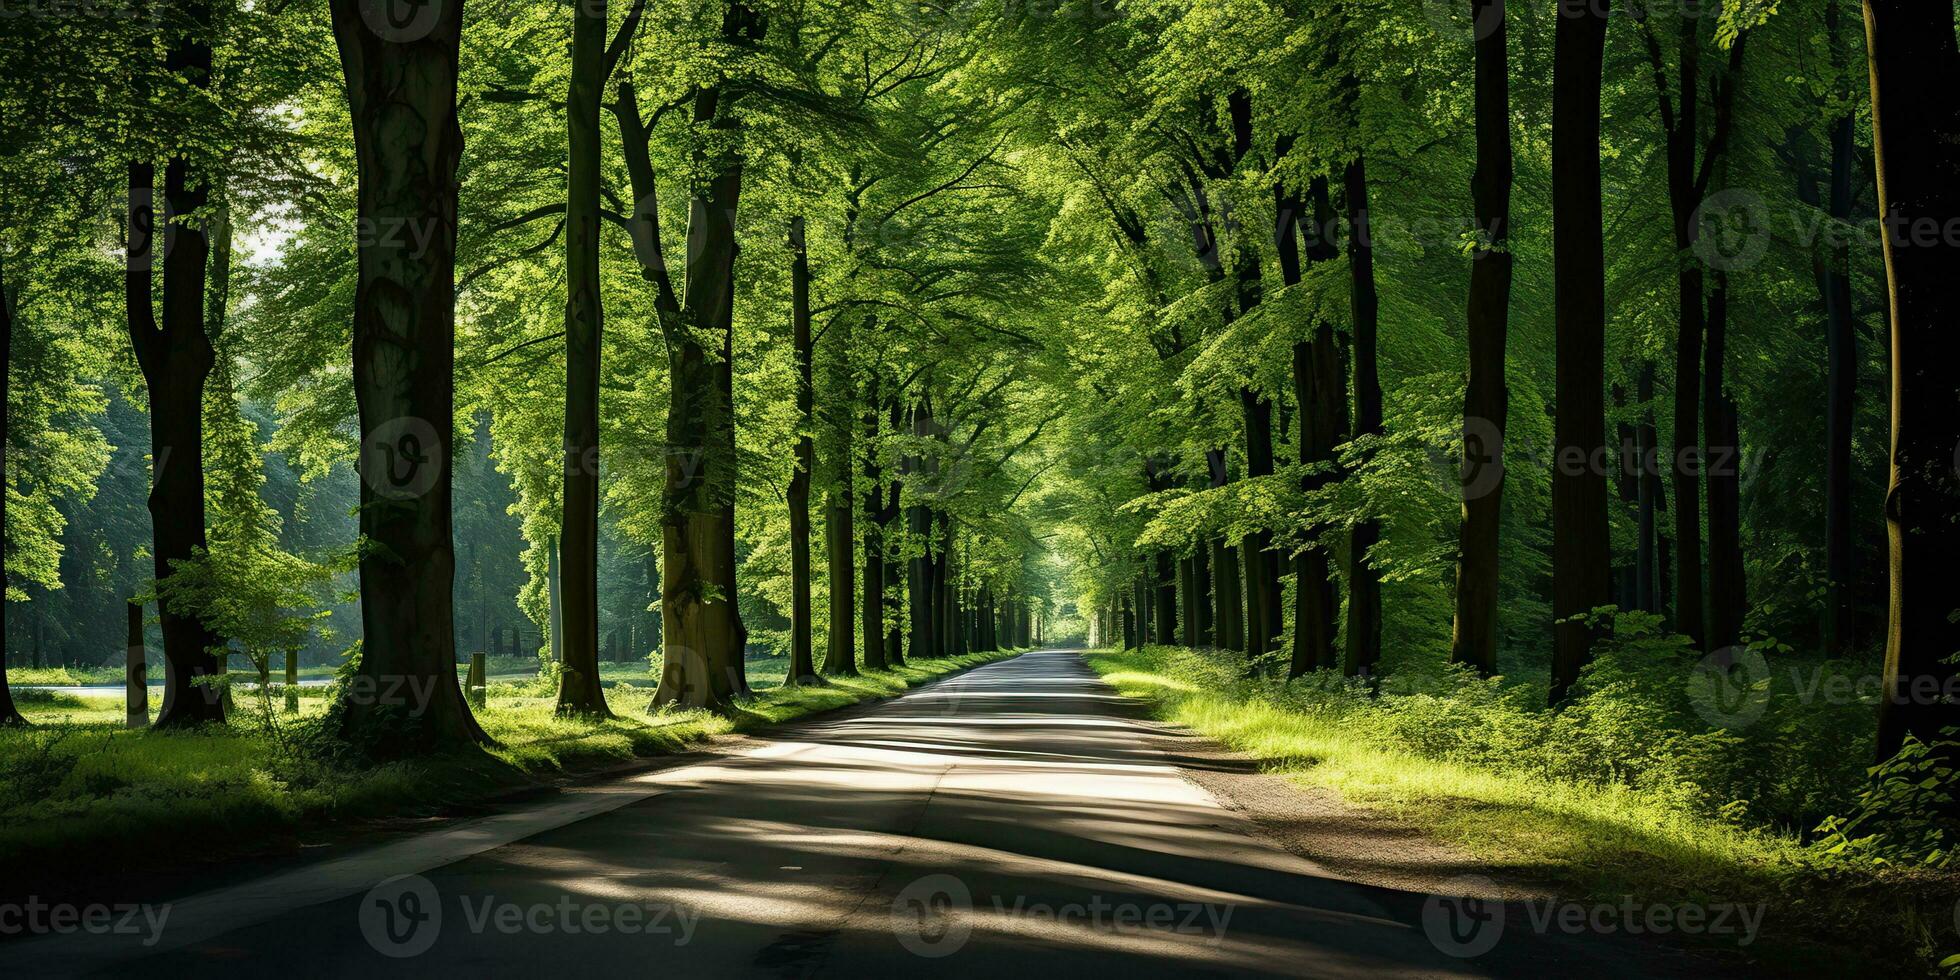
[{"left": 126, "top": 601, "right": 149, "bottom": 729}]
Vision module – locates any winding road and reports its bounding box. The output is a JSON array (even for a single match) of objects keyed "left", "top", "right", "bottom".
[{"left": 2, "top": 651, "right": 1732, "bottom": 978}]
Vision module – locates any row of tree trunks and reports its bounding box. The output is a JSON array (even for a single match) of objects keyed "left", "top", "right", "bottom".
[{"left": 1449, "top": 0, "right": 1513, "bottom": 678}]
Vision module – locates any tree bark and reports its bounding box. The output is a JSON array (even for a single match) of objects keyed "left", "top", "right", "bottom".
[
  {"left": 1863, "top": 0, "right": 1960, "bottom": 759},
  {"left": 128, "top": 4, "right": 225, "bottom": 726},
  {"left": 1290, "top": 178, "right": 1346, "bottom": 677},
  {"left": 1822, "top": 0, "right": 1859, "bottom": 657},
  {"left": 647, "top": 2, "right": 763, "bottom": 711},
  {"left": 822, "top": 309, "right": 856, "bottom": 676},
  {"left": 1208, "top": 450, "right": 1243, "bottom": 652},
  {"left": 1343, "top": 156, "right": 1383, "bottom": 679},
  {"left": 329, "top": 0, "right": 485, "bottom": 748},
  {"left": 556, "top": 0, "right": 610, "bottom": 716},
  {"left": 0, "top": 261, "right": 24, "bottom": 726},
  {"left": 786, "top": 216, "right": 817, "bottom": 683},
  {"left": 1451, "top": 0, "right": 1514, "bottom": 677},
  {"left": 1550, "top": 0, "right": 1613, "bottom": 704},
  {"left": 860, "top": 379, "right": 887, "bottom": 670}
]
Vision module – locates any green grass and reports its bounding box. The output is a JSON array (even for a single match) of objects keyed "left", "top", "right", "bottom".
[
  {"left": 0, "top": 650, "right": 1022, "bottom": 883},
  {"left": 1086, "top": 645, "right": 1954, "bottom": 974}
]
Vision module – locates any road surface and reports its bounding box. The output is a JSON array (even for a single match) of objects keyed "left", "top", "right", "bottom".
[{"left": 2, "top": 651, "right": 1730, "bottom": 978}]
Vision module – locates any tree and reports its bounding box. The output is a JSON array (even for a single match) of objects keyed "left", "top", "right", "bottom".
[
  {"left": 128, "top": 4, "right": 225, "bottom": 728},
  {"left": 556, "top": 0, "right": 611, "bottom": 717},
  {"left": 785, "top": 215, "right": 819, "bottom": 684},
  {"left": 329, "top": 0, "right": 486, "bottom": 750},
  {"left": 1449, "top": 0, "right": 1513, "bottom": 678},
  {"left": 1550, "top": 0, "right": 1612, "bottom": 704},
  {"left": 1863, "top": 0, "right": 1960, "bottom": 760}
]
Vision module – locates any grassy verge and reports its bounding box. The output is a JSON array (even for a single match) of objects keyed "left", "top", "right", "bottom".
[
  {"left": 1086, "top": 645, "right": 1953, "bottom": 974},
  {"left": 0, "top": 649, "right": 1021, "bottom": 884}
]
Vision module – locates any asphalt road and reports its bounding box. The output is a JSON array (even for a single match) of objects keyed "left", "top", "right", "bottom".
[{"left": 3, "top": 651, "right": 1731, "bottom": 978}]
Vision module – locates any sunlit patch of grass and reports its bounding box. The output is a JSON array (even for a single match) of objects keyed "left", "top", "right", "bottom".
[
  {"left": 1086, "top": 646, "right": 1942, "bottom": 973},
  {"left": 0, "top": 649, "right": 1022, "bottom": 882}
]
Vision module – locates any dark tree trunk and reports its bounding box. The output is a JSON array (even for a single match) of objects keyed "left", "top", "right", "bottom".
[
  {"left": 1194, "top": 542, "right": 1213, "bottom": 645},
  {"left": 128, "top": 6, "right": 224, "bottom": 727},
  {"left": 1704, "top": 273, "right": 1747, "bottom": 653},
  {"left": 1121, "top": 592, "right": 1136, "bottom": 649},
  {"left": 1153, "top": 551, "right": 1178, "bottom": 646},
  {"left": 882, "top": 398, "right": 905, "bottom": 666},
  {"left": 1178, "top": 553, "right": 1198, "bottom": 647},
  {"left": 329, "top": 0, "right": 485, "bottom": 747},
  {"left": 1613, "top": 384, "right": 1640, "bottom": 612},
  {"left": 0, "top": 266, "right": 23, "bottom": 726},
  {"left": 556, "top": 0, "right": 610, "bottom": 716},
  {"left": 1550, "top": 0, "right": 1613, "bottom": 704},
  {"left": 1451, "top": 0, "right": 1514, "bottom": 677},
  {"left": 785, "top": 216, "right": 817, "bottom": 684},
  {"left": 1207, "top": 449, "right": 1242, "bottom": 651},
  {"left": 1636, "top": 362, "right": 1661, "bottom": 613},
  {"left": 860, "top": 382, "right": 886, "bottom": 671},
  {"left": 1289, "top": 178, "right": 1346, "bottom": 678},
  {"left": 1864, "top": 0, "right": 1960, "bottom": 759},
  {"left": 905, "top": 400, "right": 934, "bottom": 661},
  {"left": 1822, "top": 0, "right": 1859, "bottom": 657},
  {"left": 821, "top": 315, "right": 856, "bottom": 677},
  {"left": 1240, "top": 393, "right": 1282, "bottom": 662},
  {"left": 1343, "top": 156, "right": 1383, "bottom": 680}
]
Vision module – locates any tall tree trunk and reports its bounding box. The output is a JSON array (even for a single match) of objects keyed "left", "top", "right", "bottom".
[
  {"left": 905, "top": 398, "right": 936, "bottom": 661},
  {"left": 1704, "top": 273, "right": 1747, "bottom": 654},
  {"left": 934, "top": 514, "right": 954, "bottom": 657},
  {"left": 1343, "top": 156, "right": 1383, "bottom": 679},
  {"left": 0, "top": 265, "right": 24, "bottom": 726},
  {"left": 821, "top": 314, "right": 856, "bottom": 676},
  {"left": 1121, "top": 591, "right": 1136, "bottom": 649},
  {"left": 1240, "top": 393, "right": 1280, "bottom": 663},
  {"left": 329, "top": 0, "right": 484, "bottom": 747},
  {"left": 1153, "top": 551, "right": 1178, "bottom": 645},
  {"left": 1208, "top": 451, "right": 1243, "bottom": 652},
  {"left": 1451, "top": 0, "right": 1514, "bottom": 677},
  {"left": 785, "top": 217, "right": 817, "bottom": 683},
  {"left": 1822, "top": 0, "right": 1859, "bottom": 657},
  {"left": 648, "top": 2, "right": 762, "bottom": 711},
  {"left": 1864, "top": 0, "right": 1960, "bottom": 759},
  {"left": 128, "top": 6, "right": 224, "bottom": 727},
  {"left": 1290, "top": 179, "right": 1347, "bottom": 677},
  {"left": 1550, "top": 0, "right": 1613, "bottom": 705},
  {"left": 556, "top": 0, "right": 609, "bottom": 716},
  {"left": 1636, "top": 362, "right": 1662, "bottom": 613},
  {"left": 1194, "top": 542, "right": 1213, "bottom": 645},
  {"left": 1178, "top": 552, "right": 1198, "bottom": 647},
  {"left": 883, "top": 398, "right": 905, "bottom": 666},
  {"left": 860, "top": 379, "right": 886, "bottom": 670}
]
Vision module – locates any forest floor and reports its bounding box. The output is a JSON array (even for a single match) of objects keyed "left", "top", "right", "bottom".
[
  {"left": 0, "top": 649, "right": 1022, "bottom": 898},
  {"left": 1086, "top": 646, "right": 1948, "bottom": 975}
]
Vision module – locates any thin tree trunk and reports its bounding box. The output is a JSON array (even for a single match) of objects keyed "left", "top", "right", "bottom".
[
  {"left": 556, "top": 0, "right": 609, "bottom": 715},
  {"left": 0, "top": 263, "right": 24, "bottom": 726},
  {"left": 1178, "top": 553, "right": 1198, "bottom": 647},
  {"left": 883, "top": 398, "right": 905, "bottom": 666},
  {"left": 1153, "top": 551, "right": 1178, "bottom": 645},
  {"left": 1194, "top": 542, "right": 1213, "bottom": 646},
  {"left": 1451, "top": 0, "right": 1514, "bottom": 677},
  {"left": 1343, "top": 156, "right": 1383, "bottom": 679},
  {"left": 329, "top": 0, "right": 485, "bottom": 747},
  {"left": 1550, "top": 0, "right": 1613, "bottom": 704},
  {"left": 786, "top": 216, "right": 817, "bottom": 683},
  {"left": 1864, "top": 0, "right": 1960, "bottom": 759},
  {"left": 822, "top": 309, "right": 856, "bottom": 676},
  {"left": 1822, "top": 0, "right": 1859, "bottom": 657},
  {"left": 1206, "top": 449, "right": 1242, "bottom": 651},
  {"left": 1704, "top": 273, "right": 1747, "bottom": 654},
  {"left": 905, "top": 399, "right": 934, "bottom": 661},
  {"left": 860, "top": 379, "right": 886, "bottom": 670}
]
